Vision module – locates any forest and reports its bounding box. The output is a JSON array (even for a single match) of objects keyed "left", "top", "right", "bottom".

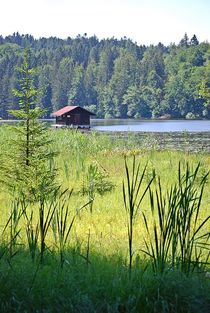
[{"left": 0, "top": 32, "right": 210, "bottom": 120}]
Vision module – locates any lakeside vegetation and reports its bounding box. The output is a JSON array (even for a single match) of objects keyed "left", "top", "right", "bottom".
[
  {"left": 0, "top": 124, "right": 210, "bottom": 312},
  {"left": 0, "top": 32, "right": 210, "bottom": 120},
  {"left": 0, "top": 43, "right": 209, "bottom": 313}
]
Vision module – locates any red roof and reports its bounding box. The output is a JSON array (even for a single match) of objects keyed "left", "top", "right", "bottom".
[
  {"left": 52, "top": 106, "right": 78, "bottom": 117},
  {"left": 52, "top": 105, "right": 95, "bottom": 117}
]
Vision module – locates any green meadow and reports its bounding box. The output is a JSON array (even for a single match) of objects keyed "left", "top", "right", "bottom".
[{"left": 0, "top": 125, "right": 210, "bottom": 313}]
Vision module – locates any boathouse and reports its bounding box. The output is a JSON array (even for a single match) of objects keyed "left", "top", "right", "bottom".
[{"left": 52, "top": 106, "right": 95, "bottom": 127}]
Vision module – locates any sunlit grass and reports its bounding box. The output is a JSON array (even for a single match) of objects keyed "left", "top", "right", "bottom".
[
  {"left": 0, "top": 127, "right": 210, "bottom": 250},
  {"left": 0, "top": 125, "right": 210, "bottom": 312}
]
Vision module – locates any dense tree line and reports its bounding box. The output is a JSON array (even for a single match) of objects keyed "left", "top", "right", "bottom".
[{"left": 0, "top": 32, "right": 210, "bottom": 119}]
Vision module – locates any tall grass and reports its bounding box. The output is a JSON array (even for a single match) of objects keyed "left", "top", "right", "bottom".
[
  {"left": 52, "top": 189, "right": 90, "bottom": 268},
  {"left": 123, "top": 156, "right": 154, "bottom": 275},
  {"left": 3, "top": 197, "right": 22, "bottom": 259},
  {"left": 142, "top": 162, "right": 210, "bottom": 275},
  {"left": 24, "top": 205, "right": 39, "bottom": 261}
]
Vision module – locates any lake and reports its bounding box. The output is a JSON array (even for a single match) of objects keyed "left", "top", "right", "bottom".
[
  {"left": 1, "top": 118, "right": 210, "bottom": 133},
  {"left": 90, "top": 119, "right": 210, "bottom": 132}
]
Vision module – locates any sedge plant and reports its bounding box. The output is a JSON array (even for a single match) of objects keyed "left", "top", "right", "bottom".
[
  {"left": 142, "top": 162, "right": 210, "bottom": 275},
  {"left": 123, "top": 156, "right": 154, "bottom": 276}
]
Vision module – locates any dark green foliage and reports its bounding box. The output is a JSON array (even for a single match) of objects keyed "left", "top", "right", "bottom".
[
  {"left": 0, "top": 250, "right": 210, "bottom": 313},
  {"left": 190, "top": 34, "right": 199, "bottom": 46},
  {"left": 0, "top": 33, "right": 210, "bottom": 119}
]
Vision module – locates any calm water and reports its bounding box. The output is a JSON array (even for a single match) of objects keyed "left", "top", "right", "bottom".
[
  {"left": 90, "top": 119, "right": 210, "bottom": 132},
  {"left": 1, "top": 119, "right": 210, "bottom": 133}
]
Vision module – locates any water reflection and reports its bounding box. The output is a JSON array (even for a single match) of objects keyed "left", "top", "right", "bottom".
[
  {"left": 90, "top": 119, "right": 210, "bottom": 132},
  {"left": 1, "top": 118, "right": 210, "bottom": 133}
]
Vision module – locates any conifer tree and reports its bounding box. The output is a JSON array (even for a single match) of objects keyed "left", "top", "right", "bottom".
[
  {"left": 190, "top": 34, "right": 199, "bottom": 46},
  {"left": 2, "top": 48, "right": 57, "bottom": 202}
]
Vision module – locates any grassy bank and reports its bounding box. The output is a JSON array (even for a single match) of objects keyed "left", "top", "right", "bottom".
[
  {"left": 0, "top": 251, "right": 210, "bottom": 313},
  {"left": 0, "top": 125, "right": 209, "bottom": 312}
]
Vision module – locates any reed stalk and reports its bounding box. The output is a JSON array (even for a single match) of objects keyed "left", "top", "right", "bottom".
[
  {"left": 142, "top": 162, "right": 210, "bottom": 275},
  {"left": 123, "top": 156, "right": 154, "bottom": 276}
]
